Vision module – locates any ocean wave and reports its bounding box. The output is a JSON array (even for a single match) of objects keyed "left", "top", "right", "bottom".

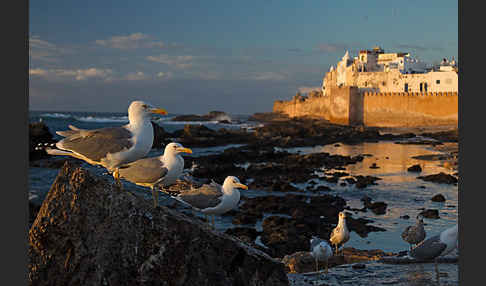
[
  {"left": 74, "top": 116, "right": 129, "bottom": 123},
  {"left": 40, "top": 113, "right": 73, "bottom": 119}
]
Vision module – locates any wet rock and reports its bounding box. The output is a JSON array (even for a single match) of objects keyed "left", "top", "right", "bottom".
[
  {"left": 346, "top": 217, "right": 386, "bottom": 237},
  {"left": 417, "top": 172, "right": 458, "bottom": 184},
  {"left": 282, "top": 248, "right": 394, "bottom": 274},
  {"left": 171, "top": 111, "right": 230, "bottom": 122},
  {"left": 28, "top": 162, "right": 289, "bottom": 286},
  {"left": 400, "top": 215, "right": 410, "bottom": 220},
  {"left": 151, "top": 121, "right": 172, "bottom": 149},
  {"left": 368, "top": 202, "right": 387, "bottom": 215},
  {"left": 419, "top": 209, "right": 440, "bottom": 219},
  {"left": 309, "top": 185, "right": 332, "bottom": 192},
  {"left": 369, "top": 163, "right": 380, "bottom": 169},
  {"left": 352, "top": 263, "right": 366, "bottom": 269},
  {"left": 354, "top": 175, "right": 381, "bottom": 189},
  {"left": 407, "top": 164, "right": 422, "bottom": 172},
  {"left": 28, "top": 201, "right": 41, "bottom": 228},
  {"left": 232, "top": 211, "right": 262, "bottom": 225},
  {"left": 431, "top": 194, "right": 446, "bottom": 202},
  {"left": 224, "top": 227, "right": 261, "bottom": 244}
]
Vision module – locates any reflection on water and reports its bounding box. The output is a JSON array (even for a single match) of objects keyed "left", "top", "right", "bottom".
[{"left": 274, "top": 141, "right": 458, "bottom": 253}]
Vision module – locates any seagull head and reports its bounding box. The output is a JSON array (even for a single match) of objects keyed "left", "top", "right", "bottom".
[
  {"left": 165, "top": 142, "right": 193, "bottom": 156},
  {"left": 223, "top": 176, "right": 248, "bottom": 191},
  {"left": 416, "top": 214, "right": 424, "bottom": 223},
  {"left": 128, "top": 100, "right": 168, "bottom": 121},
  {"left": 338, "top": 211, "right": 347, "bottom": 220}
]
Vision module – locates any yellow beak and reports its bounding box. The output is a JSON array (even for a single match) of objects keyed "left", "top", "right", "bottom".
[
  {"left": 150, "top": 108, "right": 168, "bottom": 115},
  {"left": 176, "top": 147, "right": 193, "bottom": 154},
  {"left": 236, "top": 183, "right": 248, "bottom": 190}
]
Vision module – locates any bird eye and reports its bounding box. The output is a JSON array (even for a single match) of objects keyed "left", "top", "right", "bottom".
[{"left": 142, "top": 104, "right": 148, "bottom": 109}]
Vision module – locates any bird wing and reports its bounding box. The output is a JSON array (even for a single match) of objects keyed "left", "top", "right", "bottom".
[
  {"left": 118, "top": 157, "right": 168, "bottom": 184},
  {"left": 310, "top": 237, "right": 324, "bottom": 250},
  {"left": 56, "top": 126, "right": 134, "bottom": 162},
  {"left": 177, "top": 183, "right": 223, "bottom": 210},
  {"left": 401, "top": 226, "right": 412, "bottom": 239},
  {"left": 410, "top": 235, "right": 447, "bottom": 260}
]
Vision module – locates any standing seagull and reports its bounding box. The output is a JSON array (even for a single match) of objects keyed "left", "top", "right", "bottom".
[
  {"left": 44, "top": 101, "right": 167, "bottom": 187},
  {"left": 409, "top": 224, "right": 458, "bottom": 281},
  {"left": 174, "top": 176, "right": 248, "bottom": 228},
  {"left": 329, "top": 212, "right": 350, "bottom": 256},
  {"left": 401, "top": 214, "right": 426, "bottom": 250},
  {"left": 117, "top": 142, "right": 192, "bottom": 208},
  {"left": 309, "top": 236, "right": 333, "bottom": 273}
]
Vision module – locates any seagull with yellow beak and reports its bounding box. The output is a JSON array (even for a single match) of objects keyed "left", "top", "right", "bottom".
[{"left": 117, "top": 142, "right": 193, "bottom": 207}]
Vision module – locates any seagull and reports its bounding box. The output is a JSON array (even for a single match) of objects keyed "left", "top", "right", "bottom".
[
  {"left": 329, "top": 211, "right": 350, "bottom": 256},
  {"left": 117, "top": 142, "right": 193, "bottom": 208},
  {"left": 401, "top": 214, "right": 426, "bottom": 250},
  {"left": 309, "top": 236, "right": 333, "bottom": 273},
  {"left": 174, "top": 176, "right": 248, "bottom": 228},
  {"left": 409, "top": 224, "right": 458, "bottom": 281},
  {"left": 44, "top": 101, "right": 167, "bottom": 188}
]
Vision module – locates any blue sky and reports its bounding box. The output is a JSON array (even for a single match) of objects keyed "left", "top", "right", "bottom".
[{"left": 29, "top": 0, "right": 457, "bottom": 114}]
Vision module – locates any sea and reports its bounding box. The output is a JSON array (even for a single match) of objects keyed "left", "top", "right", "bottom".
[{"left": 28, "top": 110, "right": 458, "bottom": 256}]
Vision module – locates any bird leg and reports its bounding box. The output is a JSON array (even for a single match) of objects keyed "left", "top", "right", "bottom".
[
  {"left": 113, "top": 168, "right": 123, "bottom": 190},
  {"left": 325, "top": 261, "right": 328, "bottom": 274},
  {"left": 151, "top": 187, "right": 158, "bottom": 208},
  {"left": 315, "top": 257, "right": 319, "bottom": 272},
  {"left": 434, "top": 258, "right": 440, "bottom": 283},
  {"left": 212, "top": 215, "right": 215, "bottom": 229}
]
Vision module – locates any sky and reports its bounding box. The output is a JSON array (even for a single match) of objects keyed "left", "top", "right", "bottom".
[{"left": 29, "top": 0, "right": 458, "bottom": 114}]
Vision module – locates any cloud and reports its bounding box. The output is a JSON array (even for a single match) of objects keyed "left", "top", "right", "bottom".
[
  {"left": 156, "top": 71, "right": 174, "bottom": 79},
  {"left": 29, "top": 36, "right": 65, "bottom": 62},
  {"left": 124, "top": 71, "right": 149, "bottom": 81},
  {"left": 95, "top": 33, "right": 165, "bottom": 50},
  {"left": 146, "top": 54, "right": 193, "bottom": 69},
  {"left": 249, "top": 71, "right": 287, "bottom": 81},
  {"left": 29, "top": 67, "right": 113, "bottom": 81}
]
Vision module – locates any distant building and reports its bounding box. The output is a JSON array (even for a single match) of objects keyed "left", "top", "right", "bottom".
[{"left": 322, "top": 46, "right": 457, "bottom": 96}]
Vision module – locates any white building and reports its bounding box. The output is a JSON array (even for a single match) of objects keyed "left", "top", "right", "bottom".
[{"left": 323, "top": 47, "right": 458, "bottom": 94}]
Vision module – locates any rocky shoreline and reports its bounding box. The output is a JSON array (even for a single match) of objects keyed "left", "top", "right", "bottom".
[{"left": 28, "top": 114, "right": 459, "bottom": 285}]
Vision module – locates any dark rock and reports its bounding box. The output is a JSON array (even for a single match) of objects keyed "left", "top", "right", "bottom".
[
  {"left": 400, "top": 215, "right": 410, "bottom": 220},
  {"left": 232, "top": 212, "right": 262, "bottom": 225},
  {"left": 419, "top": 209, "right": 440, "bottom": 219},
  {"left": 352, "top": 263, "right": 366, "bottom": 269},
  {"left": 417, "top": 172, "right": 458, "bottom": 184},
  {"left": 355, "top": 175, "right": 381, "bottom": 189},
  {"left": 368, "top": 202, "right": 387, "bottom": 215},
  {"left": 309, "top": 185, "right": 332, "bottom": 192},
  {"left": 171, "top": 111, "right": 230, "bottom": 122},
  {"left": 151, "top": 121, "right": 171, "bottom": 149},
  {"left": 431, "top": 194, "right": 446, "bottom": 202},
  {"left": 407, "top": 164, "right": 422, "bottom": 172},
  {"left": 29, "top": 122, "right": 56, "bottom": 161},
  {"left": 224, "top": 227, "right": 261, "bottom": 244},
  {"left": 28, "top": 162, "right": 289, "bottom": 286},
  {"left": 369, "top": 163, "right": 380, "bottom": 169}
]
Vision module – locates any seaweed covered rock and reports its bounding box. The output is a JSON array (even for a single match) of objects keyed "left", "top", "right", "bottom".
[{"left": 28, "top": 162, "right": 289, "bottom": 286}]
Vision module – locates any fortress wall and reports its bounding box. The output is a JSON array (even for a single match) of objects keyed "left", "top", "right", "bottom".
[
  {"left": 273, "top": 95, "right": 331, "bottom": 119},
  {"left": 362, "top": 91, "right": 458, "bottom": 127},
  {"left": 273, "top": 89, "right": 458, "bottom": 127}
]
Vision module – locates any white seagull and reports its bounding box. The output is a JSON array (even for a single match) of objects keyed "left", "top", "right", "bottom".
[
  {"left": 117, "top": 142, "right": 192, "bottom": 208},
  {"left": 45, "top": 101, "right": 168, "bottom": 187},
  {"left": 401, "top": 214, "right": 426, "bottom": 250},
  {"left": 175, "top": 176, "right": 248, "bottom": 228},
  {"left": 310, "top": 236, "right": 333, "bottom": 273},
  {"left": 329, "top": 211, "right": 350, "bottom": 256}
]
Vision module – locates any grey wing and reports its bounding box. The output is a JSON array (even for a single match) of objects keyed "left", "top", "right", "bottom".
[
  {"left": 410, "top": 235, "right": 447, "bottom": 260},
  {"left": 57, "top": 126, "right": 134, "bottom": 162},
  {"left": 310, "top": 237, "right": 324, "bottom": 250},
  {"left": 401, "top": 226, "right": 412, "bottom": 240},
  {"left": 177, "top": 183, "right": 223, "bottom": 210},
  {"left": 118, "top": 157, "right": 168, "bottom": 184}
]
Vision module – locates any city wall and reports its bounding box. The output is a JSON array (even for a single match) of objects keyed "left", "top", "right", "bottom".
[{"left": 273, "top": 88, "right": 458, "bottom": 127}]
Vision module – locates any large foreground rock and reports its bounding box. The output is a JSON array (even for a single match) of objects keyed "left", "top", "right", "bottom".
[{"left": 28, "top": 162, "right": 289, "bottom": 286}]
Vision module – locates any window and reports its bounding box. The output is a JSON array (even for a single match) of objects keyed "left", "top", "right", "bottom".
[
  {"left": 424, "top": 83, "right": 428, "bottom": 92},
  {"left": 404, "top": 83, "right": 409, "bottom": 92},
  {"left": 420, "top": 83, "right": 423, "bottom": 92},
  {"left": 436, "top": 79, "right": 440, "bottom": 84}
]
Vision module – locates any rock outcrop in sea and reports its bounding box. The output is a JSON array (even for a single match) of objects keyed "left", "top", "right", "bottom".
[{"left": 28, "top": 162, "right": 289, "bottom": 286}]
